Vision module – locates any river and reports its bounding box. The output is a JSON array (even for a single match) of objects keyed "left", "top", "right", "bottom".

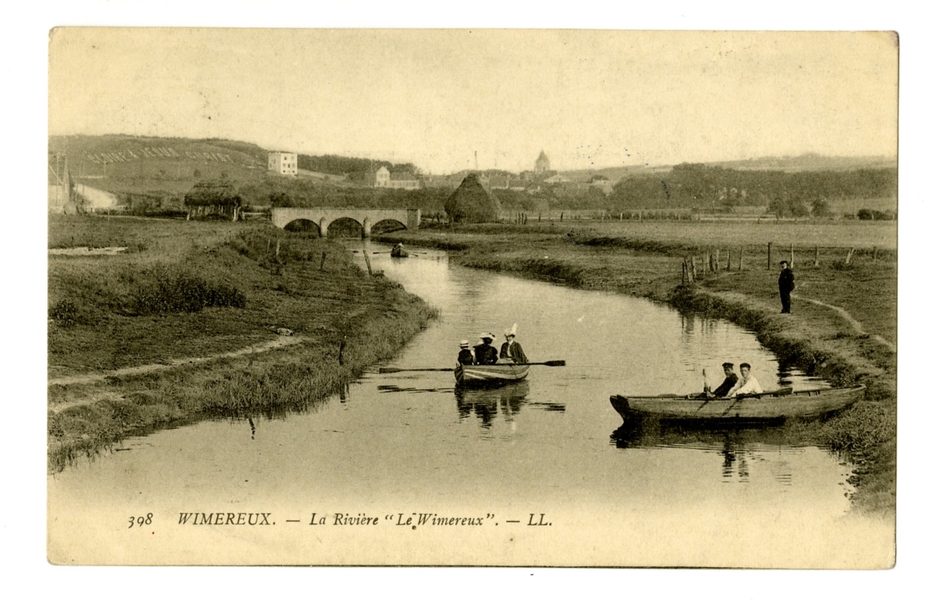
[{"left": 47, "top": 241, "right": 894, "bottom": 567}]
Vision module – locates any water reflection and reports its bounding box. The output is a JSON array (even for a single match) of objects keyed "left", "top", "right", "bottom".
[
  {"left": 454, "top": 380, "right": 532, "bottom": 429},
  {"left": 612, "top": 420, "right": 806, "bottom": 484}
]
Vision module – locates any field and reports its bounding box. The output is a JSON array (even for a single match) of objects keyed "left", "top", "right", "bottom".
[
  {"left": 47, "top": 215, "right": 437, "bottom": 470},
  {"left": 501, "top": 218, "right": 897, "bottom": 251}
]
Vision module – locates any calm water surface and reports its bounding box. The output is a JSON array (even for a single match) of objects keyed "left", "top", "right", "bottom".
[{"left": 50, "top": 241, "right": 884, "bottom": 566}]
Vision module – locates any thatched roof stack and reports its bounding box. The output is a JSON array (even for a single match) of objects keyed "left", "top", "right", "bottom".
[{"left": 444, "top": 173, "right": 502, "bottom": 223}]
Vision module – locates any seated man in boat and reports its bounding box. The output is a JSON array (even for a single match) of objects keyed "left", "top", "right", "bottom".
[
  {"left": 473, "top": 333, "right": 499, "bottom": 365},
  {"left": 728, "top": 362, "right": 764, "bottom": 397},
  {"left": 499, "top": 329, "right": 528, "bottom": 364},
  {"left": 705, "top": 362, "right": 739, "bottom": 398},
  {"left": 457, "top": 340, "right": 475, "bottom": 366}
]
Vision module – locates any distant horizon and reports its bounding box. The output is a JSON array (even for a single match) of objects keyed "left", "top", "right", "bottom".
[{"left": 48, "top": 132, "right": 897, "bottom": 177}]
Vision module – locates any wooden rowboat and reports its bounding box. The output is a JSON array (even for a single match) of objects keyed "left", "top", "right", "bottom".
[
  {"left": 455, "top": 362, "right": 530, "bottom": 387},
  {"left": 610, "top": 385, "right": 865, "bottom": 424},
  {"left": 391, "top": 247, "right": 410, "bottom": 258}
]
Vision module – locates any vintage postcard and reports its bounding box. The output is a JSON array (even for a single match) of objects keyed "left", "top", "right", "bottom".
[{"left": 46, "top": 28, "right": 898, "bottom": 568}]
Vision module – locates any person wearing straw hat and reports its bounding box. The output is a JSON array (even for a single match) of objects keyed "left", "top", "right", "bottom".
[
  {"left": 499, "top": 325, "right": 528, "bottom": 364},
  {"left": 473, "top": 333, "right": 499, "bottom": 365},
  {"left": 457, "top": 340, "right": 475, "bottom": 366}
]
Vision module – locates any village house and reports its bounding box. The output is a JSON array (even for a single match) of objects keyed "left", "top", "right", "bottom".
[
  {"left": 267, "top": 151, "right": 297, "bottom": 176},
  {"left": 373, "top": 166, "right": 420, "bottom": 189}
]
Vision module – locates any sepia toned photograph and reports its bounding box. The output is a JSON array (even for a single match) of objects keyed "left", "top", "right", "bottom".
[{"left": 45, "top": 27, "right": 899, "bottom": 568}]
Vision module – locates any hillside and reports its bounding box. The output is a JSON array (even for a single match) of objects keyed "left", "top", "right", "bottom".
[{"left": 561, "top": 154, "right": 897, "bottom": 182}]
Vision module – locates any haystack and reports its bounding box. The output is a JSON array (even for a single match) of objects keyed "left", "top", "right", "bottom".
[{"left": 444, "top": 173, "right": 502, "bottom": 223}]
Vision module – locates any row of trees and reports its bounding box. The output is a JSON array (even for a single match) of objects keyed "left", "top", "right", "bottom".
[
  {"left": 608, "top": 164, "right": 896, "bottom": 211},
  {"left": 296, "top": 153, "right": 419, "bottom": 178},
  {"left": 177, "top": 163, "right": 897, "bottom": 221}
]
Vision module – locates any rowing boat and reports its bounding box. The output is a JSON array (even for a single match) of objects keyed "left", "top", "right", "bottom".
[
  {"left": 455, "top": 362, "right": 530, "bottom": 387},
  {"left": 610, "top": 385, "right": 865, "bottom": 424},
  {"left": 391, "top": 247, "right": 410, "bottom": 258}
]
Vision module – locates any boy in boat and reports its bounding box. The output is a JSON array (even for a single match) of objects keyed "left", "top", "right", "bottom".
[
  {"left": 499, "top": 328, "right": 528, "bottom": 364},
  {"left": 728, "top": 362, "right": 764, "bottom": 397},
  {"left": 473, "top": 333, "right": 499, "bottom": 365},
  {"left": 705, "top": 362, "right": 739, "bottom": 397},
  {"left": 457, "top": 340, "right": 475, "bottom": 366}
]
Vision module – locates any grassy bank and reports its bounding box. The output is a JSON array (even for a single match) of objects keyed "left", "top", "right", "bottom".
[
  {"left": 48, "top": 215, "right": 438, "bottom": 471},
  {"left": 380, "top": 222, "right": 897, "bottom": 514}
]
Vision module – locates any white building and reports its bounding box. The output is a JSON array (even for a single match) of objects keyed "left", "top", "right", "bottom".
[
  {"left": 374, "top": 166, "right": 391, "bottom": 187},
  {"left": 268, "top": 151, "right": 298, "bottom": 176},
  {"left": 375, "top": 166, "right": 420, "bottom": 189}
]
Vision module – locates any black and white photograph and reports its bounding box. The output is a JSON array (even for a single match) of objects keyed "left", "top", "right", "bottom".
[{"left": 36, "top": 19, "right": 912, "bottom": 575}]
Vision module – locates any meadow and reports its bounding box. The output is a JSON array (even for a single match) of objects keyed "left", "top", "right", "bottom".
[{"left": 47, "top": 215, "right": 437, "bottom": 470}]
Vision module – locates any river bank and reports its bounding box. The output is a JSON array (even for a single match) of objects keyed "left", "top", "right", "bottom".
[
  {"left": 47, "top": 216, "right": 437, "bottom": 471},
  {"left": 379, "top": 223, "right": 897, "bottom": 514}
]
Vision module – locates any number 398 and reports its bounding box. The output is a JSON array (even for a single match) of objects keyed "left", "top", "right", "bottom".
[{"left": 128, "top": 513, "right": 153, "bottom": 528}]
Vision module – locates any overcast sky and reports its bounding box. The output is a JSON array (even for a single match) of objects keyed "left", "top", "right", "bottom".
[{"left": 48, "top": 29, "right": 897, "bottom": 175}]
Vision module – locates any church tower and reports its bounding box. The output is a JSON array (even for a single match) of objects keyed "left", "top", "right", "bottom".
[{"left": 534, "top": 150, "right": 550, "bottom": 175}]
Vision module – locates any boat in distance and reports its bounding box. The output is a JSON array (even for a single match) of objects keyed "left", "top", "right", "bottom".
[
  {"left": 455, "top": 362, "right": 530, "bottom": 386},
  {"left": 610, "top": 385, "right": 865, "bottom": 424}
]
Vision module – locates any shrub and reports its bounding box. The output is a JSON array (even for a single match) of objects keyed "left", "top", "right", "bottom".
[
  {"left": 130, "top": 266, "right": 246, "bottom": 315},
  {"left": 50, "top": 299, "right": 80, "bottom": 326}
]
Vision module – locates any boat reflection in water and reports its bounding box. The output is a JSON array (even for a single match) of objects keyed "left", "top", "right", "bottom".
[
  {"left": 611, "top": 419, "right": 807, "bottom": 484},
  {"left": 453, "top": 380, "right": 566, "bottom": 429},
  {"left": 455, "top": 380, "right": 531, "bottom": 429}
]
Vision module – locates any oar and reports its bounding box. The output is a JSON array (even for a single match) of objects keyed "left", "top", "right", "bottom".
[{"left": 379, "top": 360, "right": 566, "bottom": 374}]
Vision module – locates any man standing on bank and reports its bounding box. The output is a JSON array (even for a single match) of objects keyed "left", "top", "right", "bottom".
[{"left": 778, "top": 260, "right": 795, "bottom": 314}]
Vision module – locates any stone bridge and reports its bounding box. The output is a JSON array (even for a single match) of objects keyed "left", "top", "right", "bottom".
[{"left": 271, "top": 207, "right": 421, "bottom": 238}]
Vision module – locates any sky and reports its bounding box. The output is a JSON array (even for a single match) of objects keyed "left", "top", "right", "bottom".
[{"left": 48, "top": 28, "right": 898, "bottom": 175}]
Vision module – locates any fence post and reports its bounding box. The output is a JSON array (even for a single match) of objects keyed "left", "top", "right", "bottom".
[
  {"left": 726, "top": 249, "right": 732, "bottom": 271},
  {"left": 714, "top": 249, "right": 720, "bottom": 273},
  {"left": 276, "top": 239, "right": 281, "bottom": 259},
  {"left": 814, "top": 245, "right": 819, "bottom": 268},
  {"left": 739, "top": 246, "right": 744, "bottom": 271},
  {"left": 363, "top": 249, "right": 373, "bottom": 274},
  {"left": 846, "top": 247, "right": 855, "bottom": 265},
  {"left": 767, "top": 242, "right": 772, "bottom": 270},
  {"left": 701, "top": 255, "right": 707, "bottom": 278},
  {"left": 790, "top": 245, "right": 795, "bottom": 269}
]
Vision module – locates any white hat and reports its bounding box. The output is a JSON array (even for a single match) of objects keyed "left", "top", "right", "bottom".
[
  {"left": 459, "top": 340, "right": 469, "bottom": 347},
  {"left": 478, "top": 332, "right": 495, "bottom": 341},
  {"left": 505, "top": 323, "right": 518, "bottom": 337}
]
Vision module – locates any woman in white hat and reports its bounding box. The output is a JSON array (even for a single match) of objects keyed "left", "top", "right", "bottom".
[
  {"left": 473, "top": 332, "right": 498, "bottom": 365},
  {"left": 499, "top": 327, "right": 528, "bottom": 364}
]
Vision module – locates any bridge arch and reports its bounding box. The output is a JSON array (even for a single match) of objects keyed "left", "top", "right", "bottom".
[{"left": 272, "top": 207, "right": 421, "bottom": 238}]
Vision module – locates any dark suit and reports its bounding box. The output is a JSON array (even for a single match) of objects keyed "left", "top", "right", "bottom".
[
  {"left": 457, "top": 349, "right": 475, "bottom": 365},
  {"left": 500, "top": 341, "right": 528, "bottom": 364},
  {"left": 779, "top": 268, "right": 795, "bottom": 313},
  {"left": 713, "top": 373, "right": 739, "bottom": 397},
  {"left": 474, "top": 343, "right": 498, "bottom": 365}
]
